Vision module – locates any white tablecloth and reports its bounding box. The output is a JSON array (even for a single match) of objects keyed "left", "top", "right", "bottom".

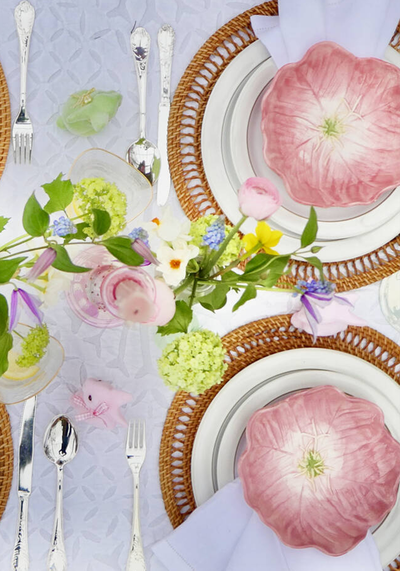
[{"left": 0, "top": 1, "right": 398, "bottom": 570}]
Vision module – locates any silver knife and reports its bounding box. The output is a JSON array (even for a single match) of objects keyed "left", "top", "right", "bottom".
[
  {"left": 157, "top": 24, "right": 175, "bottom": 206},
  {"left": 11, "top": 396, "right": 37, "bottom": 571}
]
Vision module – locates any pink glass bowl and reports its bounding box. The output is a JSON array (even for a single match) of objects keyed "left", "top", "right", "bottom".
[
  {"left": 66, "top": 246, "right": 124, "bottom": 328},
  {"left": 238, "top": 385, "right": 400, "bottom": 556},
  {"left": 261, "top": 42, "right": 400, "bottom": 208}
]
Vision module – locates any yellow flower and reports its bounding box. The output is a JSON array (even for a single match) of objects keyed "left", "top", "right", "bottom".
[{"left": 243, "top": 222, "right": 283, "bottom": 255}]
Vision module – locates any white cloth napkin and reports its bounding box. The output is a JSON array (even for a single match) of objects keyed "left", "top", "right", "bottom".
[
  {"left": 151, "top": 479, "right": 382, "bottom": 571},
  {"left": 251, "top": 0, "right": 400, "bottom": 67}
]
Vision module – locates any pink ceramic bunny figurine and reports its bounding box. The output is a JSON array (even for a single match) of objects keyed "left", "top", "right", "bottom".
[{"left": 71, "top": 378, "right": 132, "bottom": 429}]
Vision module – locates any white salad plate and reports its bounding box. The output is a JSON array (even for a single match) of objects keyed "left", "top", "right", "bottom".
[
  {"left": 191, "top": 348, "right": 400, "bottom": 567},
  {"left": 201, "top": 41, "right": 400, "bottom": 262}
]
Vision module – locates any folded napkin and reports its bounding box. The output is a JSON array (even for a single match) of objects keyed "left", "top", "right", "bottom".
[
  {"left": 251, "top": 0, "right": 400, "bottom": 67},
  {"left": 151, "top": 479, "right": 382, "bottom": 571}
]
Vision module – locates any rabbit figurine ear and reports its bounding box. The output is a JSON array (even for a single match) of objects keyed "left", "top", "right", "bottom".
[{"left": 71, "top": 378, "right": 132, "bottom": 429}]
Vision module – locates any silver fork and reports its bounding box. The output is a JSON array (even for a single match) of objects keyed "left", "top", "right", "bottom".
[
  {"left": 13, "top": 1, "right": 35, "bottom": 164},
  {"left": 126, "top": 420, "right": 147, "bottom": 571}
]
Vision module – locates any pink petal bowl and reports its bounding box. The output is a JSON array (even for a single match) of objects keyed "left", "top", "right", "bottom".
[
  {"left": 238, "top": 385, "right": 400, "bottom": 556},
  {"left": 261, "top": 42, "right": 400, "bottom": 208}
]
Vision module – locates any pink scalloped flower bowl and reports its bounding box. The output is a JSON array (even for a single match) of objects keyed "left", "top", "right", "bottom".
[
  {"left": 261, "top": 42, "right": 400, "bottom": 207},
  {"left": 238, "top": 385, "right": 400, "bottom": 556}
]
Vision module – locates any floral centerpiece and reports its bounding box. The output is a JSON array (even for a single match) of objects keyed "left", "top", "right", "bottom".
[{"left": 0, "top": 170, "right": 360, "bottom": 397}]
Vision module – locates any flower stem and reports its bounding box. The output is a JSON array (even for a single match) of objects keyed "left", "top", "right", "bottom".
[
  {"left": 0, "top": 233, "right": 31, "bottom": 252},
  {"left": 173, "top": 275, "right": 194, "bottom": 296},
  {"left": 197, "top": 279, "right": 295, "bottom": 293},
  {"left": 209, "top": 243, "right": 262, "bottom": 279},
  {"left": 0, "top": 242, "right": 92, "bottom": 260},
  {"left": 188, "top": 278, "right": 198, "bottom": 308},
  {"left": 201, "top": 215, "right": 247, "bottom": 276}
]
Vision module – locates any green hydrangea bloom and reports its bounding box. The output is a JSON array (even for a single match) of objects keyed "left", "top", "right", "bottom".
[
  {"left": 158, "top": 330, "right": 227, "bottom": 394},
  {"left": 16, "top": 325, "right": 50, "bottom": 368},
  {"left": 57, "top": 89, "right": 122, "bottom": 136},
  {"left": 74, "top": 177, "right": 127, "bottom": 239},
  {"left": 190, "top": 215, "right": 242, "bottom": 267}
]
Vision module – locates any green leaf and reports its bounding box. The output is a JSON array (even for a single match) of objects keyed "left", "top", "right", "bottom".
[
  {"left": 0, "top": 294, "right": 8, "bottom": 336},
  {"left": 311, "top": 246, "right": 322, "bottom": 254},
  {"left": 233, "top": 284, "right": 257, "bottom": 312},
  {"left": 63, "top": 222, "right": 90, "bottom": 244},
  {"left": 92, "top": 209, "right": 111, "bottom": 236},
  {"left": 51, "top": 245, "right": 91, "bottom": 273},
  {"left": 42, "top": 173, "right": 74, "bottom": 214},
  {"left": 199, "top": 283, "right": 230, "bottom": 312},
  {"left": 103, "top": 237, "right": 143, "bottom": 266},
  {"left": 300, "top": 206, "right": 318, "bottom": 248},
  {"left": 220, "top": 270, "right": 239, "bottom": 284},
  {"left": 0, "top": 330, "right": 13, "bottom": 377},
  {"left": 23, "top": 194, "right": 50, "bottom": 237},
  {"left": 157, "top": 301, "right": 193, "bottom": 336},
  {"left": 262, "top": 254, "right": 290, "bottom": 275},
  {"left": 0, "top": 216, "right": 10, "bottom": 234},
  {"left": 0, "top": 257, "right": 27, "bottom": 284},
  {"left": 305, "top": 256, "right": 324, "bottom": 277},
  {"left": 244, "top": 253, "right": 275, "bottom": 275},
  {"left": 186, "top": 259, "right": 200, "bottom": 274}
]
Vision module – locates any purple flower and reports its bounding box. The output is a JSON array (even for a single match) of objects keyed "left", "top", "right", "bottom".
[
  {"left": 131, "top": 239, "right": 159, "bottom": 267},
  {"left": 128, "top": 227, "right": 149, "bottom": 246},
  {"left": 9, "top": 288, "right": 44, "bottom": 331},
  {"left": 294, "top": 279, "right": 352, "bottom": 341},
  {"left": 27, "top": 248, "right": 57, "bottom": 281},
  {"left": 203, "top": 217, "right": 225, "bottom": 250},
  {"left": 53, "top": 216, "right": 77, "bottom": 237}
]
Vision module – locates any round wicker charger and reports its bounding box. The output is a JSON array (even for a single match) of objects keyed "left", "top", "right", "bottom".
[
  {"left": 0, "top": 62, "right": 11, "bottom": 179},
  {"left": 159, "top": 315, "right": 400, "bottom": 569},
  {"left": 0, "top": 404, "right": 13, "bottom": 521},
  {"left": 168, "top": 3, "right": 400, "bottom": 292}
]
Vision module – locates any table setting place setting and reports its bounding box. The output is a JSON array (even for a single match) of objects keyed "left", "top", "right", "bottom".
[{"left": 0, "top": 0, "right": 399, "bottom": 570}]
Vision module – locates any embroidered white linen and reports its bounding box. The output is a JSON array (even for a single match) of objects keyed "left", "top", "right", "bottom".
[
  {"left": 150, "top": 479, "right": 382, "bottom": 571},
  {"left": 251, "top": 0, "right": 400, "bottom": 67}
]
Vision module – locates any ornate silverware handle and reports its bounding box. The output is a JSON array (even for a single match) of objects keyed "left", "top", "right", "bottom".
[
  {"left": 126, "top": 472, "right": 146, "bottom": 571},
  {"left": 14, "top": 0, "right": 35, "bottom": 111},
  {"left": 47, "top": 466, "right": 67, "bottom": 571},
  {"left": 11, "top": 495, "right": 29, "bottom": 571},
  {"left": 158, "top": 24, "right": 175, "bottom": 105},
  {"left": 130, "top": 27, "right": 150, "bottom": 141}
]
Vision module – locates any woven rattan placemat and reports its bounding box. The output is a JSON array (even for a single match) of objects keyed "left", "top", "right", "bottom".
[
  {"left": 0, "top": 62, "right": 11, "bottom": 180},
  {"left": 159, "top": 315, "right": 400, "bottom": 569},
  {"left": 0, "top": 404, "right": 13, "bottom": 522},
  {"left": 168, "top": 3, "right": 400, "bottom": 292}
]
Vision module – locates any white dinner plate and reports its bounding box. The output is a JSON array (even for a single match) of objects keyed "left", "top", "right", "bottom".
[
  {"left": 380, "top": 271, "right": 400, "bottom": 333},
  {"left": 201, "top": 41, "right": 400, "bottom": 262},
  {"left": 191, "top": 348, "right": 400, "bottom": 567}
]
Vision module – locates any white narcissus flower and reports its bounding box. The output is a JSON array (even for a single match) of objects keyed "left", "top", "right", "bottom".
[
  {"left": 157, "top": 239, "right": 199, "bottom": 286},
  {"left": 144, "top": 207, "right": 191, "bottom": 244}
]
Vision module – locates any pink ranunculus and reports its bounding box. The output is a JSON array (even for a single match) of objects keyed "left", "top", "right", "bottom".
[
  {"left": 290, "top": 291, "right": 366, "bottom": 338},
  {"left": 261, "top": 42, "right": 400, "bottom": 207},
  {"left": 151, "top": 279, "right": 176, "bottom": 326},
  {"left": 238, "top": 177, "right": 281, "bottom": 220},
  {"left": 238, "top": 385, "right": 400, "bottom": 556},
  {"left": 100, "top": 267, "right": 175, "bottom": 326}
]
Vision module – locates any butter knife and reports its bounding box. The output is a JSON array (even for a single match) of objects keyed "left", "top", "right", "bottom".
[
  {"left": 157, "top": 24, "right": 175, "bottom": 206},
  {"left": 11, "top": 396, "right": 37, "bottom": 571}
]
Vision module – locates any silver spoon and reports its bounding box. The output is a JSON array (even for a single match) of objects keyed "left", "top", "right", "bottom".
[
  {"left": 43, "top": 415, "right": 78, "bottom": 571},
  {"left": 126, "top": 26, "right": 161, "bottom": 185}
]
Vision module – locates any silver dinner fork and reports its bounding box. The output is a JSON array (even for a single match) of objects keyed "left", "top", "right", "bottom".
[
  {"left": 126, "top": 420, "right": 147, "bottom": 571},
  {"left": 13, "top": 0, "right": 35, "bottom": 164}
]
